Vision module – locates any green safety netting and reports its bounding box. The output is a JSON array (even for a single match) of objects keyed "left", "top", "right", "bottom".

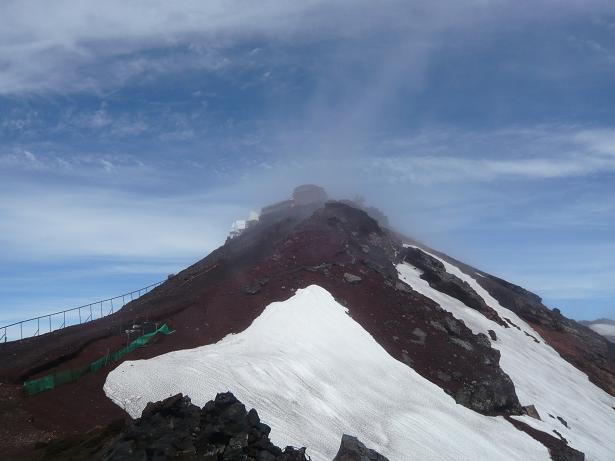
[{"left": 23, "top": 323, "right": 173, "bottom": 396}]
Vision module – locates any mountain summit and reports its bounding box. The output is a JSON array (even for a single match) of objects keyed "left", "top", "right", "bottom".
[{"left": 1, "top": 187, "right": 614, "bottom": 460}]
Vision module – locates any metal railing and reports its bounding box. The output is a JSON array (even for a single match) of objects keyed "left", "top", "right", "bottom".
[{"left": 0, "top": 280, "right": 164, "bottom": 343}]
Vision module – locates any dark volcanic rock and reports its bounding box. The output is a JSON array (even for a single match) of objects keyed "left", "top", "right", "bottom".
[
  {"left": 464, "top": 270, "right": 615, "bottom": 397},
  {"left": 506, "top": 417, "right": 585, "bottom": 461},
  {"left": 399, "top": 247, "right": 508, "bottom": 328},
  {"left": 40, "top": 393, "right": 396, "bottom": 461},
  {"left": 404, "top": 242, "right": 615, "bottom": 399},
  {"left": 452, "top": 373, "right": 521, "bottom": 416},
  {"left": 556, "top": 416, "right": 569, "bottom": 428},
  {"left": 333, "top": 434, "right": 388, "bottom": 461},
  {"left": 102, "top": 393, "right": 309, "bottom": 461}
]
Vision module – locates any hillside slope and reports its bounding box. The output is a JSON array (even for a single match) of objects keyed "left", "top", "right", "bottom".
[
  {"left": 0, "top": 196, "right": 613, "bottom": 460},
  {"left": 105, "top": 285, "right": 549, "bottom": 461},
  {"left": 397, "top": 246, "right": 615, "bottom": 460}
]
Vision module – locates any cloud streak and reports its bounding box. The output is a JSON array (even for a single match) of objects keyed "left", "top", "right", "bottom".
[
  {"left": 0, "top": 182, "right": 241, "bottom": 262},
  {"left": 371, "top": 128, "right": 615, "bottom": 183},
  {"left": 6, "top": 0, "right": 602, "bottom": 95}
]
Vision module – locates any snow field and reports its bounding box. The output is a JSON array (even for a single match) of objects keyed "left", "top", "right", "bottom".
[
  {"left": 397, "top": 245, "right": 615, "bottom": 461},
  {"left": 105, "top": 285, "right": 549, "bottom": 461}
]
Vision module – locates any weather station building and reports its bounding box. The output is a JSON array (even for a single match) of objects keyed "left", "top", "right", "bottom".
[
  {"left": 260, "top": 184, "right": 328, "bottom": 220},
  {"left": 228, "top": 185, "right": 329, "bottom": 240}
]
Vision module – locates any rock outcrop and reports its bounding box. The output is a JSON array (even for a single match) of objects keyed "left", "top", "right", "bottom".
[
  {"left": 465, "top": 271, "right": 615, "bottom": 397},
  {"left": 39, "top": 393, "right": 394, "bottom": 461},
  {"left": 107, "top": 392, "right": 309, "bottom": 461},
  {"left": 39, "top": 392, "right": 310, "bottom": 460},
  {"left": 400, "top": 246, "right": 507, "bottom": 328},
  {"left": 332, "top": 434, "right": 388, "bottom": 461}
]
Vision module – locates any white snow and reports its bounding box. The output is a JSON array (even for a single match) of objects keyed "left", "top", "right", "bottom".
[
  {"left": 588, "top": 323, "right": 615, "bottom": 341},
  {"left": 397, "top": 246, "right": 615, "bottom": 461},
  {"left": 104, "top": 285, "right": 549, "bottom": 461}
]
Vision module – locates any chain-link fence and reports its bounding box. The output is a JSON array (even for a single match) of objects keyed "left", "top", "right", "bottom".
[{"left": 0, "top": 281, "right": 164, "bottom": 343}]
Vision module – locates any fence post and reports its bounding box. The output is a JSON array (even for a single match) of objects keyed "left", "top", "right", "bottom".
[{"left": 1, "top": 280, "right": 162, "bottom": 342}]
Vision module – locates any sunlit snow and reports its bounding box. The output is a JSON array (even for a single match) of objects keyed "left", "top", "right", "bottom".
[
  {"left": 104, "top": 285, "right": 548, "bottom": 461},
  {"left": 397, "top": 245, "right": 615, "bottom": 461}
]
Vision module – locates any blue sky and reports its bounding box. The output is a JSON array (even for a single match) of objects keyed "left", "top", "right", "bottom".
[{"left": 1, "top": 0, "right": 615, "bottom": 327}]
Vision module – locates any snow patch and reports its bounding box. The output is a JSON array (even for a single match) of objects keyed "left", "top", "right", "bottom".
[
  {"left": 398, "top": 245, "right": 615, "bottom": 461},
  {"left": 104, "top": 285, "right": 548, "bottom": 461}
]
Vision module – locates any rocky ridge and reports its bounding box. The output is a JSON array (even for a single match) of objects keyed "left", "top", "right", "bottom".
[
  {"left": 399, "top": 246, "right": 508, "bottom": 328},
  {"left": 39, "top": 392, "right": 386, "bottom": 461},
  {"left": 426, "top": 251, "right": 615, "bottom": 398},
  {"left": 0, "top": 188, "right": 611, "bottom": 460}
]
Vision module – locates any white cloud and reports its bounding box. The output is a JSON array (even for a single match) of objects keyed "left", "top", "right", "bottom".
[
  {"left": 0, "top": 0, "right": 520, "bottom": 95},
  {"left": 79, "top": 109, "right": 113, "bottom": 128},
  {"left": 0, "top": 148, "right": 45, "bottom": 170},
  {"left": 574, "top": 129, "right": 615, "bottom": 157},
  {"left": 372, "top": 127, "right": 615, "bottom": 184},
  {"left": 0, "top": 182, "right": 242, "bottom": 262}
]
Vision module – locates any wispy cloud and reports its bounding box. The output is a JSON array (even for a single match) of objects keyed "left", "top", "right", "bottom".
[
  {"left": 371, "top": 127, "right": 615, "bottom": 184},
  {"left": 3, "top": 0, "right": 584, "bottom": 95},
  {"left": 0, "top": 182, "right": 242, "bottom": 262},
  {"left": 0, "top": 0, "right": 379, "bottom": 94}
]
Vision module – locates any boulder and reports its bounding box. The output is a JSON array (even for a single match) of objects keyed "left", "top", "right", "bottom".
[
  {"left": 333, "top": 434, "right": 389, "bottom": 461},
  {"left": 343, "top": 273, "right": 362, "bottom": 284},
  {"left": 102, "top": 393, "right": 309, "bottom": 461}
]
